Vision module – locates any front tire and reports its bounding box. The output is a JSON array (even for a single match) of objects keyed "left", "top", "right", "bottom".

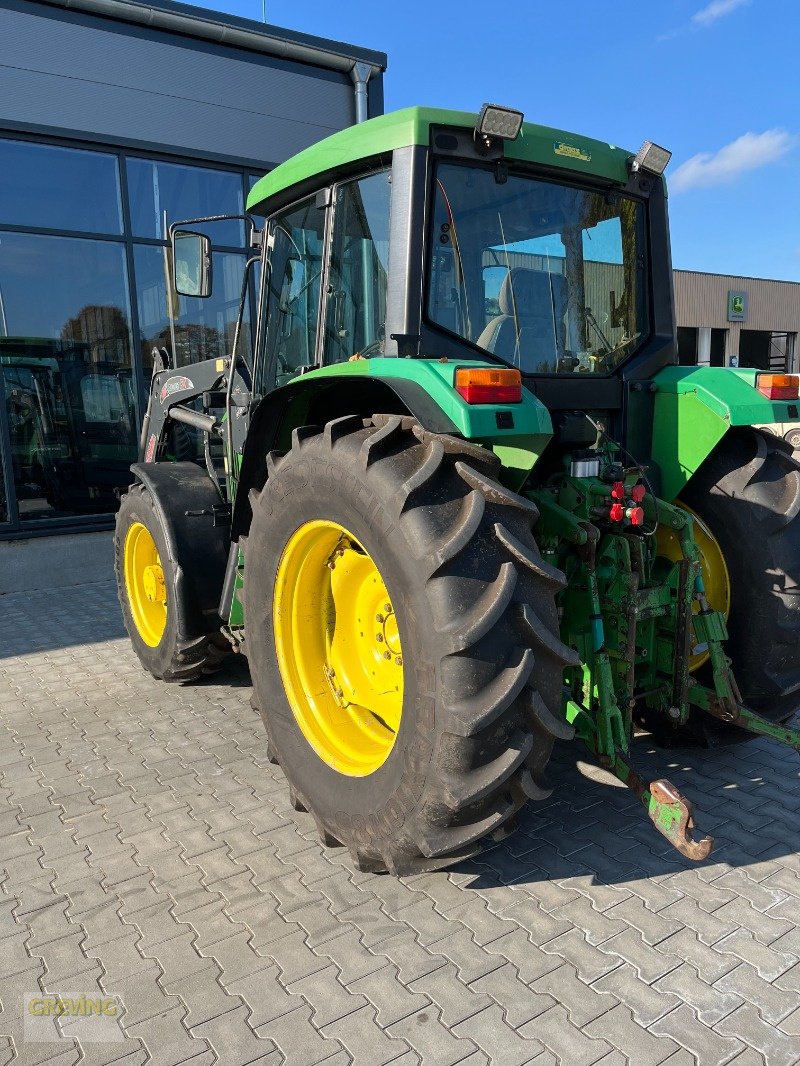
[
  {"left": 244, "top": 415, "right": 577, "bottom": 874},
  {"left": 682, "top": 430, "right": 800, "bottom": 722},
  {"left": 115, "top": 483, "right": 230, "bottom": 682}
]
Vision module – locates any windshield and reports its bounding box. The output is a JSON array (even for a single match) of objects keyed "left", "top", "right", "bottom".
[{"left": 427, "top": 162, "right": 648, "bottom": 374}]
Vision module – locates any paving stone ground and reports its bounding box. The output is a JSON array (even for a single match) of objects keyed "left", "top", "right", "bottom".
[{"left": 1, "top": 580, "right": 799, "bottom": 1065}]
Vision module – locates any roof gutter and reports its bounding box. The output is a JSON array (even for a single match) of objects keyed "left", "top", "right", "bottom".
[{"left": 34, "top": 0, "right": 386, "bottom": 78}]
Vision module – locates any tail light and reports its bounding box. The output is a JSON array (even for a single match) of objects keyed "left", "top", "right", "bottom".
[
  {"left": 757, "top": 373, "right": 800, "bottom": 401},
  {"left": 455, "top": 367, "right": 522, "bottom": 404}
]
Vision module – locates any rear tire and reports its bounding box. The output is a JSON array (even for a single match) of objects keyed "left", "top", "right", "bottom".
[
  {"left": 682, "top": 430, "right": 800, "bottom": 723},
  {"left": 115, "top": 483, "right": 230, "bottom": 682},
  {"left": 244, "top": 415, "right": 578, "bottom": 874}
]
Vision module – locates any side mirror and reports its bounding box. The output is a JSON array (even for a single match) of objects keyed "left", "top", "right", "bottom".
[{"left": 172, "top": 231, "right": 212, "bottom": 298}]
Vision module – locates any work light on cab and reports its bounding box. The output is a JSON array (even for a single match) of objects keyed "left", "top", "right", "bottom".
[
  {"left": 455, "top": 367, "right": 522, "bottom": 404},
  {"left": 629, "top": 140, "right": 672, "bottom": 176},
  {"left": 757, "top": 374, "right": 800, "bottom": 401},
  {"left": 476, "top": 103, "right": 524, "bottom": 141}
]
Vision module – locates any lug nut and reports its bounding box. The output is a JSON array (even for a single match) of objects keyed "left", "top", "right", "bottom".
[
  {"left": 395, "top": 657, "right": 403, "bottom": 666},
  {"left": 376, "top": 634, "right": 384, "bottom": 643},
  {"left": 384, "top": 603, "right": 391, "bottom": 613},
  {"left": 376, "top": 614, "right": 384, "bottom": 623},
  {"left": 383, "top": 651, "right": 391, "bottom": 660}
]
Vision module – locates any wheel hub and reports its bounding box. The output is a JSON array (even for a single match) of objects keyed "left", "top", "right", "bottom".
[
  {"left": 273, "top": 520, "right": 404, "bottom": 777},
  {"left": 123, "top": 521, "right": 168, "bottom": 648},
  {"left": 143, "top": 563, "right": 166, "bottom": 605}
]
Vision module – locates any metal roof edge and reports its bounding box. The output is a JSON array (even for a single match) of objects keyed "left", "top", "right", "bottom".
[
  {"left": 31, "top": 0, "right": 387, "bottom": 74},
  {"left": 674, "top": 268, "right": 800, "bottom": 287}
]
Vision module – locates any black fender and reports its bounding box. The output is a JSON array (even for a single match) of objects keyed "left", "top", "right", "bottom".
[
  {"left": 231, "top": 374, "right": 459, "bottom": 540},
  {"left": 130, "top": 462, "right": 230, "bottom": 639}
]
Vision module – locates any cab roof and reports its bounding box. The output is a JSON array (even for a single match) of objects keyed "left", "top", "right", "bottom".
[{"left": 247, "top": 106, "right": 633, "bottom": 214}]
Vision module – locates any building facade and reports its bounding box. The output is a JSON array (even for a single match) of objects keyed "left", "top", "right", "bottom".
[
  {"left": 674, "top": 270, "right": 799, "bottom": 372},
  {"left": 0, "top": 0, "right": 385, "bottom": 539}
]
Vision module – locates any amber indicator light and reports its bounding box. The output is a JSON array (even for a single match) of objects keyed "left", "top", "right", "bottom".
[
  {"left": 455, "top": 367, "right": 523, "bottom": 404},
  {"left": 757, "top": 374, "right": 800, "bottom": 401}
]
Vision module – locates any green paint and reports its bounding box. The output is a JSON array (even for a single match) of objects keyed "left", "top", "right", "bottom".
[
  {"left": 651, "top": 365, "right": 799, "bottom": 500},
  {"left": 296, "top": 357, "right": 552, "bottom": 478},
  {"left": 228, "top": 557, "right": 244, "bottom": 628},
  {"left": 248, "top": 107, "right": 632, "bottom": 213}
]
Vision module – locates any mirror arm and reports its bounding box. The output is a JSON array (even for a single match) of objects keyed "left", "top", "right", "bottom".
[{"left": 167, "top": 214, "right": 259, "bottom": 243}]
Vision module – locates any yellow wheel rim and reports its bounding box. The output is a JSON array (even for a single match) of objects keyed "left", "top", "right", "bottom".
[
  {"left": 656, "top": 502, "right": 731, "bottom": 671},
  {"left": 273, "top": 520, "right": 404, "bottom": 777},
  {"left": 124, "top": 521, "right": 167, "bottom": 648}
]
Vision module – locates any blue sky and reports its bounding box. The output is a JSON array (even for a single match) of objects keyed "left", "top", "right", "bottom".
[{"left": 190, "top": 0, "right": 799, "bottom": 281}]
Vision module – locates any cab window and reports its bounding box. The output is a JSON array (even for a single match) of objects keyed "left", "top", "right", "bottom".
[
  {"left": 323, "top": 171, "right": 391, "bottom": 364},
  {"left": 260, "top": 195, "right": 326, "bottom": 391}
]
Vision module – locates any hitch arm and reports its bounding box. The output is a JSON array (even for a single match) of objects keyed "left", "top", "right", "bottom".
[{"left": 690, "top": 687, "right": 800, "bottom": 752}]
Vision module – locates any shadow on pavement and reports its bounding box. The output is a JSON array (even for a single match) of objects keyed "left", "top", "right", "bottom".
[{"left": 459, "top": 723, "right": 800, "bottom": 890}]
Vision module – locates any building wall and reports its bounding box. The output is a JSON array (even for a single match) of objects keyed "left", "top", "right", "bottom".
[
  {"left": 674, "top": 270, "right": 800, "bottom": 331},
  {"left": 0, "top": 0, "right": 383, "bottom": 168},
  {"left": 674, "top": 269, "right": 799, "bottom": 370}
]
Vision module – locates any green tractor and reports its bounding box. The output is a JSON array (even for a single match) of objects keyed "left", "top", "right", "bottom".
[{"left": 116, "top": 105, "right": 800, "bottom": 874}]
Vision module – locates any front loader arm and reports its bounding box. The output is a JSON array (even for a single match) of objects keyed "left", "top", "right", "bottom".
[{"left": 139, "top": 354, "right": 250, "bottom": 498}]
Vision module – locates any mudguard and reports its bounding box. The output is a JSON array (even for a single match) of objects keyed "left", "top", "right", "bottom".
[
  {"left": 651, "top": 366, "right": 800, "bottom": 500},
  {"left": 130, "top": 462, "right": 229, "bottom": 639},
  {"left": 231, "top": 357, "right": 553, "bottom": 540}
]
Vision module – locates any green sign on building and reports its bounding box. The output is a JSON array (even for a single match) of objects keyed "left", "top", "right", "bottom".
[{"left": 727, "top": 290, "right": 748, "bottom": 322}]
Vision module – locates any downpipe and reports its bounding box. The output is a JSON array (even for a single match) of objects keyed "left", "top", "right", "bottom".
[{"left": 350, "top": 61, "right": 373, "bottom": 124}]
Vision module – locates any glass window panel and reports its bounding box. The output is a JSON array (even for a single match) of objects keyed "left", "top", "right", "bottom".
[
  {"left": 428, "top": 163, "right": 648, "bottom": 374},
  {"left": 0, "top": 139, "right": 122, "bottom": 234},
  {"left": 0, "top": 232, "right": 136, "bottom": 522},
  {"left": 127, "top": 158, "right": 244, "bottom": 245},
  {"left": 134, "top": 244, "right": 249, "bottom": 369},
  {"left": 324, "top": 171, "right": 391, "bottom": 365},
  {"left": 257, "top": 195, "right": 326, "bottom": 394}
]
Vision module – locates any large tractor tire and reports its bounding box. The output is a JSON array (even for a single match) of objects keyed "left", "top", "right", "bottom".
[
  {"left": 115, "top": 482, "right": 230, "bottom": 682},
  {"left": 244, "top": 415, "right": 578, "bottom": 874},
  {"left": 682, "top": 429, "right": 800, "bottom": 723}
]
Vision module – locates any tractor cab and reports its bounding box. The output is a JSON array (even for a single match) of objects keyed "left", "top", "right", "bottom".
[
  {"left": 167, "top": 106, "right": 674, "bottom": 457},
  {"left": 242, "top": 107, "right": 674, "bottom": 431}
]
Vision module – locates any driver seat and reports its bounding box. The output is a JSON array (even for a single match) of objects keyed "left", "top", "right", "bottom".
[{"left": 477, "top": 268, "right": 568, "bottom": 373}]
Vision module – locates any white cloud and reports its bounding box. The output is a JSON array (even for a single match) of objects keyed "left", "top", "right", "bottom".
[
  {"left": 658, "top": 0, "right": 750, "bottom": 40},
  {"left": 670, "top": 130, "right": 794, "bottom": 192},
  {"left": 692, "top": 0, "right": 750, "bottom": 26}
]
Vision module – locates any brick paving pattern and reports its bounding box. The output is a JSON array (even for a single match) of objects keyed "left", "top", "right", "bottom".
[{"left": 1, "top": 581, "right": 799, "bottom": 1065}]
